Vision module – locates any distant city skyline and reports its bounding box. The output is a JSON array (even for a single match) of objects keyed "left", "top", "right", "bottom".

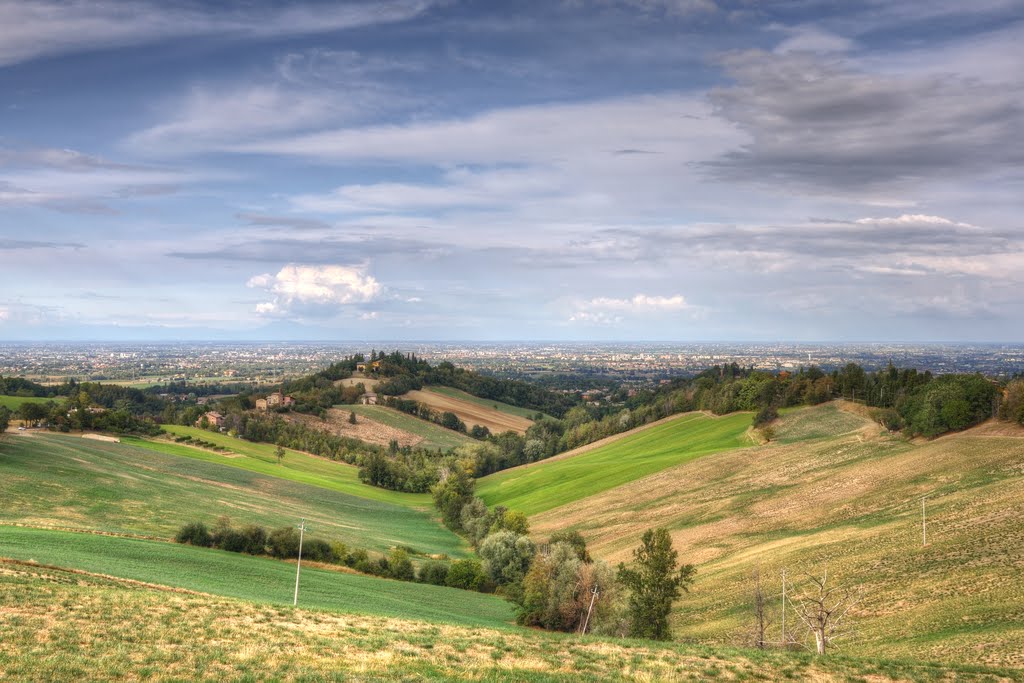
[{"left": 1, "top": 1, "right": 1022, "bottom": 341}]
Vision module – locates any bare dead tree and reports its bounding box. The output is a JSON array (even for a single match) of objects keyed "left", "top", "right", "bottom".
[
  {"left": 751, "top": 568, "right": 772, "bottom": 649},
  {"left": 792, "top": 567, "right": 864, "bottom": 655}
]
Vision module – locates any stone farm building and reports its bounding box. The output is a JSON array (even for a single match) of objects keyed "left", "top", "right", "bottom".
[
  {"left": 255, "top": 391, "right": 296, "bottom": 411},
  {"left": 360, "top": 392, "right": 378, "bottom": 405},
  {"left": 197, "top": 411, "right": 224, "bottom": 428}
]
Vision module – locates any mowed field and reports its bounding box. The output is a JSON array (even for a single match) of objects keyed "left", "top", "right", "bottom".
[
  {"left": 4, "top": 558, "right": 1016, "bottom": 682},
  {"left": 346, "top": 404, "right": 476, "bottom": 451},
  {"left": 0, "top": 432, "right": 467, "bottom": 557},
  {"left": 529, "top": 404, "right": 1024, "bottom": 668},
  {"left": 426, "top": 386, "right": 550, "bottom": 420},
  {"left": 402, "top": 388, "right": 536, "bottom": 435},
  {"left": 477, "top": 412, "right": 753, "bottom": 516},
  {"left": 154, "top": 424, "right": 430, "bottom": 506},
  {"left": 0, "top": 528, "right": 507, "bottom": 627}
]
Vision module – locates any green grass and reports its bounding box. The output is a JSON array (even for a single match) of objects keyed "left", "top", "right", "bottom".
[
  {"left": 774, "top": 402, "right": 872, "bottom": 443},
  {"left": 0, "top": 433, "right": 467, "bottom": 557},
  {"left": 427, "top": 385, "right": 551, "bottom": 420},
  {"left": 0, "top": 527, "right": 510, "bottom": 628},
  {"left": 477, "top": 412, "right": 753, "bottom": 516},
  {"left": 3, "top": 557, "right": 1016, "bottom": 682},
  {"left": 153, "top": 424, "right": 431, "bottom": 507},
  {"left": 0, "top": 394, "right": 56, "bottom": 410},
  {"left": 346, "top": 404, "right": 476, "bottom": 450}
]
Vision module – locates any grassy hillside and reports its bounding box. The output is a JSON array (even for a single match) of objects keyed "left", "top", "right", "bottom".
[
  {"left": 477, "top": 412, "right": 753, "bottom": 516},
  {"left": 402, "top": 388, "right": 535, "bottom": 435},
  {"left": 427, "top": 385, "right": 550, "bottom": 420},
  {"left": 151, "top": 424, "right": 430, "bottom": 506},
  {"left": 3, "top": 559, "right": 1016, "bottom": 682},
  {"left": 347, "top": 404, "right": 476, "bottom": 450},
  {"left": 0, "top": 527, "right": 506, "bottom": 627},
  {"left": 529, "top": 404, "right": 1024, "bottom": 668},
  {"left": 0, "top": 394, "right": 54, "bottom": 411},
  {"left": 0, "top": 433, "right": 466, "bottom": 557}
]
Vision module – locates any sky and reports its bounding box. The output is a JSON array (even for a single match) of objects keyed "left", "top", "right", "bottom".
[{"left": 0, "top": 0, "right": 1022, "bottom": 342}]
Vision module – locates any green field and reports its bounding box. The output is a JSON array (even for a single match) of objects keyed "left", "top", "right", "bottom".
[
  {"left": 0, "top": 527, "right": 509, "bottom": 628},
  {"left": 773, "top": 402, "right": 873, "bottom": 443},
  {"left": 152, "top": 425, "right": 430, "bottom": 507},
  {"left": 3, "top": 558, "right": 1014, "bottom": 682},
  {"left": 477, "top": 412, "right": 753, "bottom": 516},
  {"left": 0, "top": 394, "right": 56, "bottom": 411},
  {"left": 0, "top": 433, "right": 466, "bottom": 557},
  {"left": 426, "top": 385, "right": 550, "bottom": 420},
  {"left": 347, "top": 404, "right": 476, "bottom": 450}
]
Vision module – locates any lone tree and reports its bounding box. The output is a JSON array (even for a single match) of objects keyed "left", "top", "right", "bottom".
[
  {"left": 617, "top": 527, "right": 695, "bottom": 640},
  {"left": 792, "top": 567, "right": 864, "bottom": 655},
  {"left": 275, "top": 442, "right": 285, "bottom": 465},
  {"left": 349, "top": 411, "right": 357, "bottom": 425},
  {"left": 0, "top": 405, "right": 11, "bottom": 434}
]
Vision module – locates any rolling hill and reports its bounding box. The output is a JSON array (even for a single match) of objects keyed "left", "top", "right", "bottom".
[
  {"left": 401, "top": 388, "right": 535, "bottom": 435},
  {"left": 0, "top": 432, "right": 466, "bottom": 557},
  {"left": 477, "top": 411, "right": 754, "bottom": 516},
  {"left": 526, "top": 403, "right": 1024, "bottom": 667}
]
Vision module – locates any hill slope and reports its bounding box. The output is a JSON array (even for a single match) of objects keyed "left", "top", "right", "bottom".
[
  {"left": 529, "top": 403, "right": 1024, "bottom": 667},
  {"left": 4, "top": 557, "right": 1016, "bottom": 682},
  {"left": 401, "top": 388, "right": 534, "bottom": 435},
  {"left": 477, "top": 412, "right": 753, "bottom": 516},
  {"left": 0, "top": 433, "right": 466, "bottom": 557}
]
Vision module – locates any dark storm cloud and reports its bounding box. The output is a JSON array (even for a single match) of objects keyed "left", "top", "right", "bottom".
[{"left": 705, "top": 50, "right": 1024, "bottom": 191}]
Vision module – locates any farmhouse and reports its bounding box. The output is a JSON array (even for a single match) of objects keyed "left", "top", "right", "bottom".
[
  {"left": 355, "top": 360, "right": 382, "bottom": 373},
  {"left": 255, "top": 391, "right": 295, "bottom": 411},
  {"left": 197, "top": 411, "right": 224, "bottom": 428},
  {"left": 360, "top": 392, "right": 378, "bottom": 405}
]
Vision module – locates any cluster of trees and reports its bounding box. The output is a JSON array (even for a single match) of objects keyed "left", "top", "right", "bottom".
[
  {"left": 431, "top": 469, "right": 694, "bottom": 638},
  {"left": 999, "top": 378, "right": 1024, "bottom": 425},
  {"left": 358, "top": 450, "right": 446, "bottom": 493}
]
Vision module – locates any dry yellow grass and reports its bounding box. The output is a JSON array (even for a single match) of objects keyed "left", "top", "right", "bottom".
[
  {"left": 529, "top": 404, "right": 1024, "bottom": 668},
  {"left": 3, "top": 560, "right": 1017, "bottom": 682},
  {"left": 403, "top": 388, "right": 534, "bottom": 435}
]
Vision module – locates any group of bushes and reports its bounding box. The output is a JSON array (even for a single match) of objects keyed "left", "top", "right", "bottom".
[
  {"left": 173, "top": 517, "right": 494, "bottom": 592},
  {"left": 172, "top": 434, "right": 231, "bottom": 452}
]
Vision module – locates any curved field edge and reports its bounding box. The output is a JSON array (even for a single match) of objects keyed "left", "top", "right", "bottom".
[
  {"left": 0, "top": 432, "right": 467, "bottom": 557},
  {"left": 345, "top": 404, "right": 477, "bottom": 450},
  {"left": 0, "top": 527, "right": 510, "bottom": 628},
  {"left": 147, "top": 424, "right": 432, "bottom": 507},
  {"left": 426, "top": 385, "right": 553, "bottom": 421},
  {"left": 3, "top": 562, "right": 1018, "bottom": 683},
  {"left": 477, "top": 412, "right": 753, "bottom": 516}
]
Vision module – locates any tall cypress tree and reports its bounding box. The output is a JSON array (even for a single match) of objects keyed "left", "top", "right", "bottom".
[{"left": 617, "top": 528, "right": 696, "bottom": 640}]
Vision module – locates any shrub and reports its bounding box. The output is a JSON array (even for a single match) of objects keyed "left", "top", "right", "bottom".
[
  {"left": 418, "top": 560, "right": 450, "bottom": 586},
  {"left": 446, "top": 558, "right": 487, "bottom": 591},
  {"left": 175, "top": 521, "right": 212, "bottom": 547},
  {"left": 268, "top": 526, "right": 300, "bottom": 558},
  {"left": 388, "top": 548, "right": 415, "bottom": 581}
]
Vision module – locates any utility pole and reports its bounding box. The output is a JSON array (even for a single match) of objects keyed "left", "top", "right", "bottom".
[
  {"left": 581, "top": 585, "right": 599, "bottom": 635},
  {"left": 293, "top": 518, "right": 306, "bottom": 606},
  {"left": 781, "top": 568, "right": 787, "bottom": 647},
  {"left": 921, "top": 496, "right": 928, "bottom": 547}
]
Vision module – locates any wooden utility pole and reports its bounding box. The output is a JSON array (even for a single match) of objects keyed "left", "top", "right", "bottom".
[
  {"left": 581, "top": 585, "right": 599, "bottom": 635},
  {"left": 781, "top": 568, "right": 787, "bottom": 647},
  {"left": 293, "top": 518, "right": 306, "bottom": 606},
  {"left": 921, "top": 496, "right": 928, "bottom": 547}
]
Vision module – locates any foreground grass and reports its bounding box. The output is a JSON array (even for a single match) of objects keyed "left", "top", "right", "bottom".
[
  {"left": 477, "top": 412, "right": 752, "bottom": 516},
  {"left": 0, "top": 527, "right": 506, "bottom": 628},
  {"left": 347, "top": 404, "right": 476, "bottom": 450},
  {"left": 2, "top": 561, "right": 1018, "bottom": 682},
  {"left": 427, "top": 385, "right": 551, "bottom": 421},
  {"left": 0, "top": 433, "right": 466, "bottom": 557},
  {"left": 147, "top": 424, "right": 432, "bottom": 507}
]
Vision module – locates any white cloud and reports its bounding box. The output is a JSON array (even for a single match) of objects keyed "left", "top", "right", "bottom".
[
  {"left": 570, "top": 293, "right": 691, "bottom": 324},
  {"left": 247, "top": 264, "right": 383, "bottom": 317},
  {"left": 773, "top": 25, "right": 855, "bottom": 54},
  {"left": 854, "top": 214, "right": 978, "bottom": 229},
  {"left": 0, "top": 0, "right": 436, "bottom": 67}
]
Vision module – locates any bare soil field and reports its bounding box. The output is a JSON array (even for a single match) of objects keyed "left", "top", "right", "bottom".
[
  {"left": 402, "top": 388, "right": 533, "bottom": 435},
  {"left": 285, "top": 409, "right": 423, "bottom": 448}
]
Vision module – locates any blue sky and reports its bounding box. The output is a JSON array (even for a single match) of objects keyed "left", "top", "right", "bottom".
[{"left": 1, "top": 0, "right": 1022, "bottom": 341}]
